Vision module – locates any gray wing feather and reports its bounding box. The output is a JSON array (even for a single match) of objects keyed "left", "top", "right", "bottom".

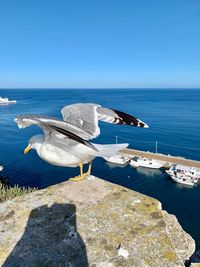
[
  {"left": 61, "top": 103, "right": 149, "bottom": 140},
  {"left": 15, "top": 115, "right": 91, "bottom": 139},
  {"left": 15, "top": 115, "right": 98, "bottom": 151},
  {"left": 61, "top": 104, "right": 100, "bottom": 139}
]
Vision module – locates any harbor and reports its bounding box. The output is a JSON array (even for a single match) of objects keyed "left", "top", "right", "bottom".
[
  {"left": 103, "top": 143, "right": 200, "bottom": 187},
  {"left": 121, "top": 148, "right": 200, "bottom": 169}
]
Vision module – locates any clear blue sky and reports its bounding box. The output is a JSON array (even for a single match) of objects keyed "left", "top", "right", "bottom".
[{"left": 0, "top": 0, "right": 200, "bottom": 88}]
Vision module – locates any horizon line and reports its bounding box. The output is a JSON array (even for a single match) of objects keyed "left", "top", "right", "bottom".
[{"left": 0, "top": 87, "right": 200, "bottom": 90}]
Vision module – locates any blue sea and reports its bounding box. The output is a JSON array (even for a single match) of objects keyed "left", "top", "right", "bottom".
[{"left": 1, "top": 89, "right": 200, "bottom": 249}]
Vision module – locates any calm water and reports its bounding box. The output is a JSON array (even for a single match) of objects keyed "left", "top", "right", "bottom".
[{"left": 0, "top": 89, "right": 200, "bottom": 249}]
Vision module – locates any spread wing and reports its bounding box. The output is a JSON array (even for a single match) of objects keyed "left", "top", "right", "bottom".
[
  {"left": 61, "top": 104, "right": 100, "bottom": 139},
  {"left": 61, "top": 103, "right": 149, "bottom": 140},
  {"left": 15, "top": 115, "right": 98, "bottom": 151}
]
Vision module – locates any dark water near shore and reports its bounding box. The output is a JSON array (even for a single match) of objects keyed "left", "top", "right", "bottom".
[{"left": 0, "top": 88, "right": 200, "bottom": 249}]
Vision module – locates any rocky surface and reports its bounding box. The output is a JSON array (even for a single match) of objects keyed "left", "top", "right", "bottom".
[{"left": 0, "top": 176, "right": 195, "bottom": 267}]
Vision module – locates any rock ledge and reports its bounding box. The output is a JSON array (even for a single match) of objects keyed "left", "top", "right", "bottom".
[{"left": 0, "top": 176, "right": 195, "bottom": 267}]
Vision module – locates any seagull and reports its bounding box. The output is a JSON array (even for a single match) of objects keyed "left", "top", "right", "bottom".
[{"left": 15, "top": 103, "right": 148, "bottom": 181}]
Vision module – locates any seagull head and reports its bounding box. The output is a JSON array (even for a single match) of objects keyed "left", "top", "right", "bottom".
[{"left": 24, "top": 134, "right": 44, "bottom": 154}]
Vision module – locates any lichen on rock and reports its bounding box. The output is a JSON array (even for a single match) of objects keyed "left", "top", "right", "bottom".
[{"left": 0, "top": 177, "right": 196, "bottom": 267}]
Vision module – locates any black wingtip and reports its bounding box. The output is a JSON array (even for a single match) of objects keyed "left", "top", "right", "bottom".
[
  {"left": 112, "top": 109, "right": 149, "bottom": 128},
  {"left": 137, "top": 120, "right": 149, "bottom": 128}
]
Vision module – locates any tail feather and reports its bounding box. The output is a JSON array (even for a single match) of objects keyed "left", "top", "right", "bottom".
[{"left": 91, "top": 143, "right": 129, "bottom": 157}]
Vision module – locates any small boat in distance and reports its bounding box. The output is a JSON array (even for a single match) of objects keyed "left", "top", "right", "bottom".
[
  {"left": 166, "top": 164, "right": 199, "bottom": 186},
  {"left": 0, "top": 97, "right": 17, "bottom": 105},
  {"left": 134, "top": 157, "right": 163, "bottom": 169},
  {"left": 103, "top": 154, "right": 130, "bottom": 165},
  {"left": 0, "top": 165, "right": 4, "bottom": 172}
]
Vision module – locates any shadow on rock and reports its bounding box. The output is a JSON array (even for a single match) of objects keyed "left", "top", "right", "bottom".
[{"left": 3, "top": 203, "right": 89, "bottom": 267}]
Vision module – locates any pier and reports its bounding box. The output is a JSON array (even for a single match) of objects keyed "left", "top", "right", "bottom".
[{"left": 121, "top": 148, "right": 200, "bottom": 169}]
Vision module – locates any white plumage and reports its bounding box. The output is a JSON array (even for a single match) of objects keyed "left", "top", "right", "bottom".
[{"left": 15, "top": 103, "right": 148, "bottom": 180}]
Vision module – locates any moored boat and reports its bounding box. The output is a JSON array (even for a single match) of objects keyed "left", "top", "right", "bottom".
[
  {"left": 104, "top": 154, "right": 130, "bottom": 165},
  {"left": 135, "top": 157, "right": 163, "bottom": 169},
  {"left": 129, "top": 159, "right": 140, "bottom": 167},
  {"left": 166, "top": 164, "right": 199, "bottom": 186},
  {"left": 170, "top": 173, "right": 197, "bottom": 186},
  {"left": 166, "top": 165, "right": 199, "bottom": 179}
]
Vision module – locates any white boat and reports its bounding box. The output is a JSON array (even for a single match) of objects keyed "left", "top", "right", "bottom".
[
  {"left": 170, "top": 173, "right": 196, "bottom": 186},
  {"left": 166, "top": 164, "right": 198, "bottom": 186},
  {"left": 0, "top": 97, "right": 17, "bottom": 105},
  {"left": 166, "top": 165, "right": 199, "bottom": 179},
  {"left": 104, "top": 154, "right": 130, "bottom": 165},
  {"left": 136, "top": 157, "right": 163, "bottom": 169},
  {"left": 129, "top": 159, "right": 140, "bottom": 167},
  {"left": 0, "top": 165, "right": 4, "bottom": 171}
]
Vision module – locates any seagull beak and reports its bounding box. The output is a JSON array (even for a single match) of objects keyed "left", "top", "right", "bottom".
[{"left": 24, "top": 144, "right": 31, "bottom": 154}]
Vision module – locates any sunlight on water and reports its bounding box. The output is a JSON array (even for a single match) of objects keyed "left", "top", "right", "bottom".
[{"left": 0, "top": 89, "right": 200, "bottom": 248}]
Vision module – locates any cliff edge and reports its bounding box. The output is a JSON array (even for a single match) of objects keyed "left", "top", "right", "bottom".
[{"left": 0, "top": 176, "right": 195, "bottom": 267}]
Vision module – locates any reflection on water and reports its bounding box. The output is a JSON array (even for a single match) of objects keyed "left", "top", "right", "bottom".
[
  {"left": 104, "top": 161, "right": 128, "bottom": 169},
  {"left": 136, "top": 167, "right": 164, "bottom": 177},
  {"left": 105, "top": 159, "right": 165, "bottom": 176},
  {"left": 175, "top": 183, "right": 197, "bottom": 190}
]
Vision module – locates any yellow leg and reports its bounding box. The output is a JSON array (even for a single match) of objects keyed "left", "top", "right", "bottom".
[
  {"left": 70, "top": 163, "right": 85, "bottom": 181},
  {"left": 85, "top": 161, "right": 92, "bottom": 176}
]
